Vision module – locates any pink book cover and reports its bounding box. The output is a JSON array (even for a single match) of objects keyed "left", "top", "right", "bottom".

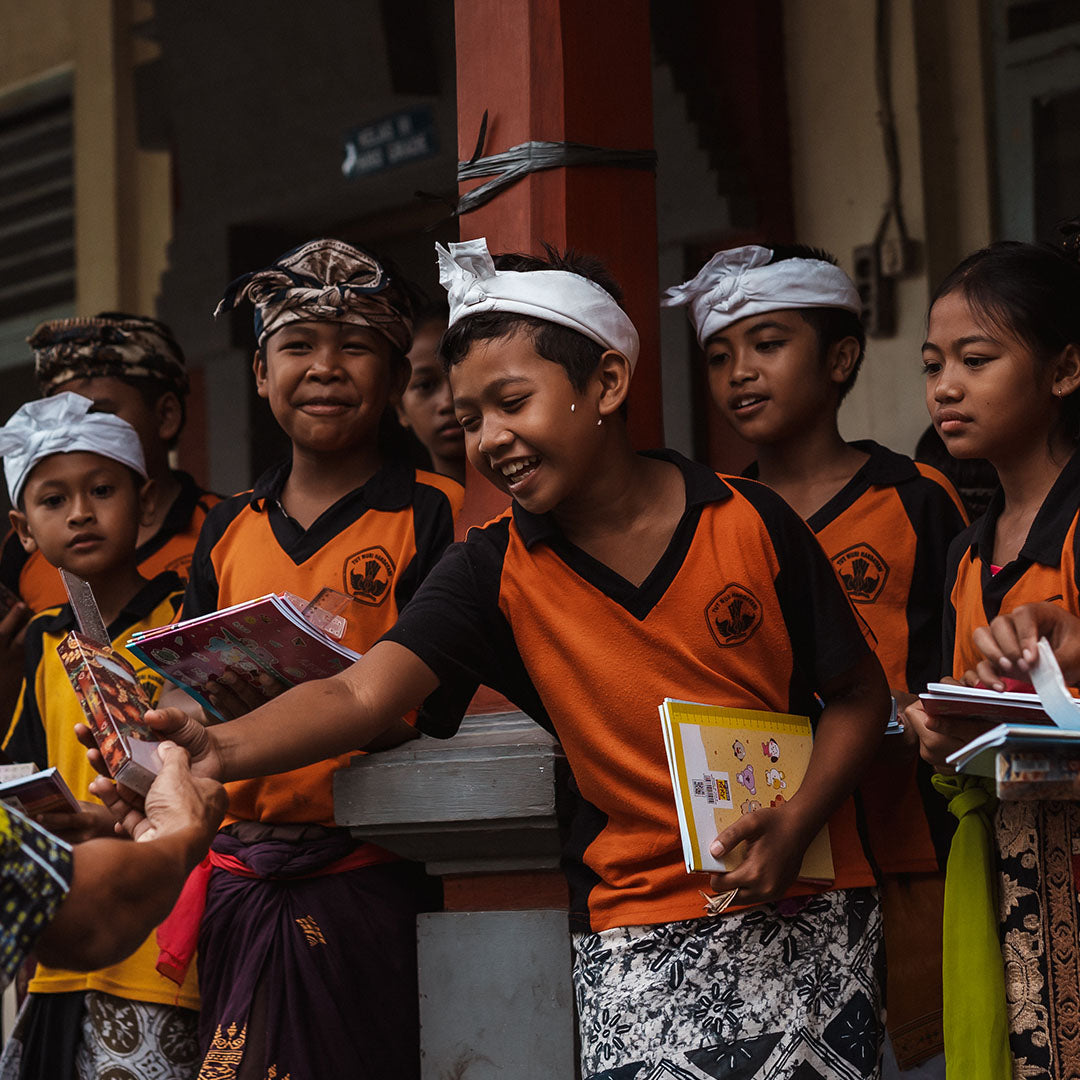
[
  {"left": 57, "top": 632, "right": 162, "bottom": 795},
  {"left": 125, "top": 594, "right": 359, "bottom": 722}
]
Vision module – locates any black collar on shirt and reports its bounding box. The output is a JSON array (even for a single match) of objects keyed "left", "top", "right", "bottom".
[
  {"left": 743, "top": 440, "right": 918, "bottom": 533},
  {"left": 967, "top": 447, "right": 1080, "bottom": 571},
  {"left": 248, "top": 456, "right": 418, "bottom": 565},
  {"left": 509, "top": 449, "right": 733, "bottom": 620},
  {"left": 35, "top": 570, "right": 182, "bottom": 641},
  {"left": 511, "top": 448, "right": 733, "bottom": 551}
]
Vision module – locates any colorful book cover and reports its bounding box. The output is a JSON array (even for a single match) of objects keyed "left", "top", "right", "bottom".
[
  {"left": 660, "top": 698, "right": 834, "bottom": 882},
  {"left": 57, "top": 632, "right": 162, "bottom": 796},
  {"left": 126, "top": 593, "right": 360, "bottom": 722},
  {"left": 0, "top": 767, "right": 80, "bottom": 816}
]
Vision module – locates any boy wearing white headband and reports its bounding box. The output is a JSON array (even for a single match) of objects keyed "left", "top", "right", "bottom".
[
  {"left": 0, "top": 392, "right": 202, "bottom": 1079},
  {"left": 115, "top": 238, "right": 892, "bottom": 1080},
  {"left": 666, "top": 243, "right": 969, "bottom": 1076}
]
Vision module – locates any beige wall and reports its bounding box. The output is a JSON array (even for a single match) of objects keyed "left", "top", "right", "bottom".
[
  {"left": 0, "top": 0, "right": 172, "bottom": 319},
  {"left": 0, "top": 0, "right": 73, "bottom": 88},
  {"left": 783, "top": 0, "right": 993, "bottom": 456}
]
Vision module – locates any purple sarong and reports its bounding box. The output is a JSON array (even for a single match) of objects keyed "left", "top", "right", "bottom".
[{"left": 196, "top": 827, "right": 434, "bottom": 1080}]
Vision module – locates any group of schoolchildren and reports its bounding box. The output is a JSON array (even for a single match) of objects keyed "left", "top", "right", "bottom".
[{"left": 0, "top": 218, "right": 1076, "bottom": 1080}]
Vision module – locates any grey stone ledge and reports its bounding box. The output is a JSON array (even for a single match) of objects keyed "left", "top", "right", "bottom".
[{"left": 333, "top": 710, "right": 568, "bottom": 873}]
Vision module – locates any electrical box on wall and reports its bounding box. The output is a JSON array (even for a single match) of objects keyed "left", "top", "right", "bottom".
[{"left": 853, "top": 244, "right": 897, "bottom": 338}]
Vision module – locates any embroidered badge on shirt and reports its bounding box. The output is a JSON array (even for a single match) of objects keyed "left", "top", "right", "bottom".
[
  {"left": 831, "top": 543, "right": 889, "bottom": 604},
  {"left": 343, "top": 546, "right": 395, "bottom": 606},
  {"left": 706, "top": 584, "right": 763, "bottom": 647}
]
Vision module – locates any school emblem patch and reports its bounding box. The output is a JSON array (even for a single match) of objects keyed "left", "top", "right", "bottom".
[
  {"left": 343, "top": 546, "right": 395, "bottom": 606},
  {"left": 832, "top": 543, "right": 889, "bottom": 604},
  {"left": 706, "top": 584, "right": 763, "bottom": 647}
]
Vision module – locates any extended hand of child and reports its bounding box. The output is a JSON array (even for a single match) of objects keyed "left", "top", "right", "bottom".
[
  {"left": 707, "top": 805, "right": 814, "bottom": 907},
  {"left": 204, "top": 667, "right": 288, "bottom": 721},
  {"left": 899, "top": 695, "right": 987, "bottom": 772},
  {"left": 37, "top": 800, "right": 118, "bottom": 844},
  {"left": 971, "top": 602, "right": 1080, "bottom": 690},
  {"left": 76, "top": 704, "right": 223, "bottom": 791}
]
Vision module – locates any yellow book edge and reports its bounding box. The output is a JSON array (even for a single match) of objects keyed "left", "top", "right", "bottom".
[{"left": 660, "top": 698, "right": 834, "bottom": 884}]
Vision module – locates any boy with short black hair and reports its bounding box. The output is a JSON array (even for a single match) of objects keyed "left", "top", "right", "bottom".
[
  {"left": 131, "top": 238, "right": 892, "bottom": 1080},
  {"left": 176, "top": 238, "right": 462, "bottom": 1080},
  {"left": 0, "top": 391, "right": 200, "bottom": 1080},
  {"left": 665, "top": 243, "right": 968, "bottom": 1075},
  {"left": 1, "top": 313, "right": 219, "bottom": 609}
]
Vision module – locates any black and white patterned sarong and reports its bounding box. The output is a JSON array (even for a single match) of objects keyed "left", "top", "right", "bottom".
[{"left": 573, "top": 887, "right": 883, "bottom": 1080}]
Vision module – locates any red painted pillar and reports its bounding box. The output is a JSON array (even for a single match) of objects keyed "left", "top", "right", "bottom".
[{"left": 452, "top": 0, "right": 662, "bottom": 545}]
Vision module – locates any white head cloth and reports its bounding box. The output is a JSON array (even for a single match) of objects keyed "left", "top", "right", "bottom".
[
  {"left": 437, "top": 238, "right": 640, "bottom": 372},
  {"left": 662, "top": 244, "right": 862, "bottom": 347},
  {"left": 0, "top": 392, "right": 147, "bottom": 504}
]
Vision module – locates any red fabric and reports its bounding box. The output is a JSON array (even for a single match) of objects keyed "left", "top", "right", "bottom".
[
  {"left": 156, "top": 856, "right": 213, "bottom": 985},
  {"left": 155, "top": 845, "right": 395, "bottom": 984}
]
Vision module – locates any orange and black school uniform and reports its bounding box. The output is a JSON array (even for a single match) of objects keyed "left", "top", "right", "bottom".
[
  {"left": 181, "top": 457, "right": 461, "bottom": 1080},
  {"left": 942, "top": 448, "right": 1080, "bottom": 1076},
  {"left": 385, "top": 450, "right": 887, "bottom": 1074},
  {"left": 1, "top": 573, "right": 201, "bottom": 1080},
  {"left": 774, "top": 441, "right": 967, "bottom": 1067},
  {"left": 0, "top": 470, "right": 219, "bottom": 612}
]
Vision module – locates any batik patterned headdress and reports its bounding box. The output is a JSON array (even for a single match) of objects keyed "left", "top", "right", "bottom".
[
  {"left": 214, "top": 238, "right": 415, "bottom": 353},
  {"left": 29, "top": 314, "right": 189, "bottom": 397}
]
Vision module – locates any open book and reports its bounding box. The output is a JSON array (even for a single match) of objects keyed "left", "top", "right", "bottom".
[
  {"left": 938, "top": 639, "right": 1080, "bottom": 777},
  {"left": 126, "top": 592, "right": 361, "bottom": 722},
  {"left": 659, "top": 698, "right": 834, "bottom": 882}
]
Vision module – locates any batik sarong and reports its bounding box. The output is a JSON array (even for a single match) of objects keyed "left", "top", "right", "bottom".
[
  {"left": 572, "top": 887, "right": 884, "bottom": 1080},
  {"left": 995, "top": 799, "right": 1080, "bottom": 1079},
  {"left": 0, "top": 989, "right": 198, "bottom": 1080},
  {"left": 195, "top": 827, "right": 436, "bottom": 1080}
]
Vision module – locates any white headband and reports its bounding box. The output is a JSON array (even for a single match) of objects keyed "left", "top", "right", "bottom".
[
  {"left": 662, "top": 244, "right": 862, "bottom": 347},
  {"left": 0, "top": 392, "right": 147, "bottom": 505},
  {"left": 437, "top": 238, "right": 640, "bottom": 372}
]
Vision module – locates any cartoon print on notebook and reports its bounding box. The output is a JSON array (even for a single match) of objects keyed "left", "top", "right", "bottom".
[
  {"left": 764, "top": 767, "right": 786, "bottom": 791},
  {"left": 736, "top": 764, "right": 756, "bottom": 795},
  {"left": 761, "top": 738, "right": 780, "bottom": 762},
  {"left": 739, "top": 798, "right": 762, "bottom": 815},
  {"left": 732, "top": 740, "right": 746, "bottom": 761}
]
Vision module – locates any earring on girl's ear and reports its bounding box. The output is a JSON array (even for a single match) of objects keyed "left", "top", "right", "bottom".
[
  {"left": 597, "top": 417, "right": 603, "bottom": 426},
  {"left": 571, "top": 403, "right": 575, "bottom": 412}
]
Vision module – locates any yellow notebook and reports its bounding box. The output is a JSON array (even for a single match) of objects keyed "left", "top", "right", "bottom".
[{"left": 659, "top": 698, "right": 834, "bottom": 882}]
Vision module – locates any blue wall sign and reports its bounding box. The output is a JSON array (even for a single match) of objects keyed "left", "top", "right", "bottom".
[{"left": 342, "top": 107, "right": 439, "bottom": 178}]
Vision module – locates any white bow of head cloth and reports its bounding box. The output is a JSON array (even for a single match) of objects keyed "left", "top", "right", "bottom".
[
  {"left": 436, "top": 238, "right": 640, "bottom": 373},
  {"left": 0, "top": 392, "right": 147, "bottom": 506},
  {"left": 662, "top": 244, "right": 862, "bottom": 347}
]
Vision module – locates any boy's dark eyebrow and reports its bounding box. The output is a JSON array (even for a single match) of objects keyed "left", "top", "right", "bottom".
[
  {"left": 451, "top": 376, "right": 530, "bottom": 409},
  {"left": 744, "top": 319, "right": 798, "bottom": 336},
  {"left": 706, "top": 319, "right": 797, "bottom": 348}
]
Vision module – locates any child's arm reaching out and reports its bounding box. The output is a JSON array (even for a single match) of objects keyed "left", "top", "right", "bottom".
[
  {"left": 708, "top": 650, "right": 889, "bottom": 905},
  {"left": 84, "top": 640, "right": 441, "bottom": 832}
]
